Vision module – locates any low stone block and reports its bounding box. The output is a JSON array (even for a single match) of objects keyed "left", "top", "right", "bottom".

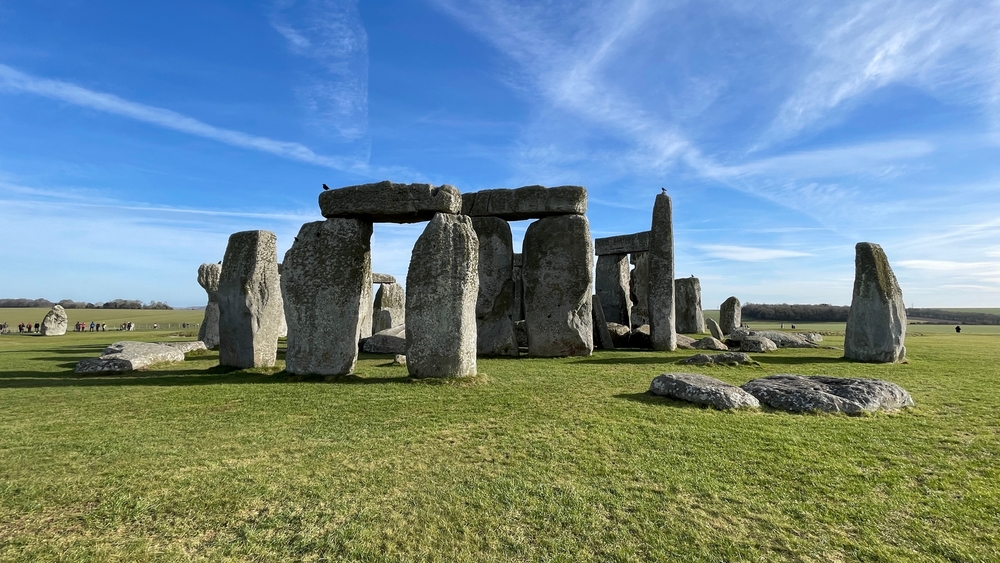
[
  {"left": 74, "top": 341, "right": 185, "bottom": 374},
  {"left": 741, "top": 375, "right": 914, "bottom": 414}
]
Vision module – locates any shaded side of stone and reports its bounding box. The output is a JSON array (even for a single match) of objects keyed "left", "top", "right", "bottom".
[
  {"left": 461, "top": 185, "right": 587, "bottom": 221},
  {"left": 629, "top": 252, "right": 649, "bottom": 327},
  {"left": 471, "top": 217, "right": 518, "bottom": 356},
  {"left": 707, "top": 318, "right": 724, "bottom": 340},
  {"left": 591, "top": 294, "right": 615, "bottom": 350},
  {"left": 675, "top": 277, "right": 706, "bottom": 334},
  {"left": 512, "top": 253, "right": 524, "bottom": 322},
  {"left": 844, "top": 242, "right": 907, "bottom": 363},
  {"left": 198, "top": 302, "right": 220, "bottom": 349},
  {"left": 373, "top": 282, "right": 405, "bottom": 334},
  {"left": 319, "top": 181, "right": 461, "bottom": 223},
  {"left": 218, "top": 230, "right": 283, "bottom": 368},
  {"left": 648, "top": 193, "right": 676, "bottom": 350},
  {"left": 595, "top": 231, "right": 650, "bottom": 255},
  {"left": 596, "top": 253, "right": 631, "bottom": 326}
]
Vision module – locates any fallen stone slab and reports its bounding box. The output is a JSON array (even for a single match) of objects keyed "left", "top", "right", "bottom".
[
  {"left": 740, "top": 336, "right": 777, "bottom": 353},
  {"left": 676, "top": 334, "right": 696, "bottom": 349},
  {"left": 159, "top": 341, "right": 208, "bottom": 354},
  {"left": 363, "top": 325, "right": 407, "bottom": 354},
  {"left": 649, "top": 372, "right": 760, "bottom": 410},
  {"left": 319, "top": 181, "right": 462, "bottom": 223},
  {"left": 594, "top": 231, "right": 649, "bottom": 256},
  {"left": 796, "top": 332, "right": 823, "bottom": 343},
  {"left": 741, "top": 374, "right": 914, "bottom": 414},
  {"left": 461, "top": 185, "right": 587, "bottom": 221},
  {"left": 40, "top": 305, "right": 68, "bottom": 336},
  {"left": 707, "top": 318, "right": 724, "bottom": 341},
  {"left": 693, "top": 336, "right": 729, "bottom": 351},
  {"left": 75, "top": 341, "right": 186, "bottom": 374},
  {"left": 680, "top": 352, "right": 758, "bottom": 366},
  {"left": 749, "top": 330, "right": 816, "bottom": 348}
]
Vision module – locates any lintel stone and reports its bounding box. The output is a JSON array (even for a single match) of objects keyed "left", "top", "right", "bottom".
[
  {"left": 461, "top": 185, "right": 587, "bottom": 220},
  {"left": 595, "top": 231, "right": 650, "bottom": 255},
  {"left": 319, "top": 180, "right": 461, "bottom": 223}
]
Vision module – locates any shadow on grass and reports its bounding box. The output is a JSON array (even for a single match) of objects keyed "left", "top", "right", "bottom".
[
  {"left": 570, "top": 355, "right": 689, "bottom": 365},
  {"left": 614, "top": 392, "right": 713, "bottom": 410},
  {"left": 756, "top": 356, "right": 849, "bottom": 365}
]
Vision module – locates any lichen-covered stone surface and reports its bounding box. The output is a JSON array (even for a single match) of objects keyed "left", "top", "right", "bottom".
[
  {"left": 512, "top": 253, "right": 524, "bottom": 322},
  {"left": 218, "top": 230, "right": 284, "bottom": 369},
  {"left": 844, "top": 242, "right": 907, "bottom": 363},
  {"left": 675, "top": 277, "right": 706, "bottom": 334},
  {"left": 719, "top": 296, "right": 741, "bottom": 335},
  {"left": 522, "top": 214, "right": 594, "bottom": 357},
  {"left": 372, "top": 282, "right": 405, "bottom": 334},
  {"left": 363, "top": 325, "right": 407, "bottom": 354},
  {"left": 281, "top": 219, "right": 373, "bottom": 375},
  {"left": 676, "top": 334, "right": 696, "bottom": 349},
  {"left": 649, "top": 373, "right": 760, "bottom": 410},
  {"left": 40, "top": 305, "right": 67, "bottom": 336},
  {"left": 461, "top": 185, "right": 587, "bottom": 221},
  {"left": 741, "top": 374, "right": 914, "bottom": 414},
  {"left": 693, "top": 336, "right": 729, "bottom": 351},
  {"left": 319, "top": 181, "right": 461, "bottom": 223},
  {"left": 596, "top": 253, "right": 631, "bottom": 326},
  {"left": 471, "top": 217, "right": 517, "bottom": 357},
  {"left": 197, "top": 263, "right": 223, "bottom": 349},
  {"left": 405, "top": 213, "right": 479, "bottom": 377},
  {"left": 648, "top": 193, "right": 676, "bottom": 350},
  {"left": 680, "top": 352, "right": 757, "bottom": 366},
  {"left": 747, "top": 330, "right": 816, "bottom": 348},
  {"left": 160, "top": 341, "right": 208, "bottom": 354},
  {"left": 594, "top": 231, "right": 649, "bottom": 256},
  {"left": 74, "top": 341, "right": 185, "bottom": 374}
]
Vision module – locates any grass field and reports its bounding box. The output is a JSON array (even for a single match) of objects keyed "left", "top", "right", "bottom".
[{"left": 1, "top": 310, "right": 998, "bottom": 561}]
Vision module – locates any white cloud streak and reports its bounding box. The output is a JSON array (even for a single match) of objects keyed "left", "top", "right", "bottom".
[{"left": 697, "top": 244, "right": 812, "bottom": 262}]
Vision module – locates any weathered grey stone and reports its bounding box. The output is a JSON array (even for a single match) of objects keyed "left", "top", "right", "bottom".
[
  {"left": 591, "top": 294, "right": 615, "bottom": 350},
  {"left": 281, "top": 219, "right": 372, "bottom": 375},
  {"left": 680, "top": 352, "right": 757, "bottom": 366},
  {"left": 198, "top": 263, "right": 222, "bottom": 302},
  {"left": 629, "top": 252, "right": 649, "bottom": 327},
  {"left": 707, "top": 318, "right": 724, "bottom": 340},
  {"left": 461, "top": 185, "right": 587, "bottom": 221},
  {"left": 405, "top": 213, "right": 479, "bottom": 377},
  {"left": 740, "top": 336, "right": 777, "bottom": 353},
  {"left": 607, "top": 322, "right": 632, "bottom": 348},
  {"left": 797, "top": 332, "right": 823, "bottom": 342},
  {"left": 471, "top": 217, "right": 517, "bottom": 357},
  {"left": 629, "top": 324, "right": 652, "bottom": 349},
  {"left": 649, "top": 373, "right": 760, "bottom": 409},
  {"left": 596, "top": 254, "right": 631, "bottom": 326},
  {"left": 319, "top": 181, "right": 461, "bottom": 223},
  {"left": 748, "top": 330, "right": 816, "bottom": 348},
  {"left": 676, "top": 334, "right": 696, "bottom": 349},
  {"left": 74, "top": 341, "right": 185, "bottom": 374},
  {"left": 372, "top": 282, "right": 405, "bottom": 334},
  {"left": 218, "top": 230, "right": 284, "bottom": 369},
  {"left": 197, "top": 263, "right": 223, "bottom": 348},
  {"left": 675, "top": 277, "right": 706, "bottom": 334},
  {"left": 372, "top": 273, "right": 396, "bottom": 284},
  {"left": 159, "top": 341, "right": 208, "bottom": 353},
  {"left": 514, "top": 320, "right": 528, "bottom": 348},
  {"left": 693, "top": 336, "right": 729, "bottom": 351},
  {"left": 392, "top": 354, "right": 407, "bottom": 366},
  {"left": 719, "top": 296, "right": 741, "bottom": 335},
  {"left": 522, "top": 214, "right": 594, "bottom": 357},
  {"left": 363, "top": 325, "right": 407, "bottom": 354},
  {"left": 742, "top": 374, "right": 914, "bottom": 414},
  {"left": 512, "top": 253, "right": 524, "bottom": 322},
  {"left": 649, "top": 193, "right": 676, "bottom": 350},
  {"left": 845, "top": 242, "right": 907, "bottom": 363},
  {"left": 595, "top": 231, "right": 650, "bottom": 256},
  {"left": 40, "top": 305, "right": 67, "bottom": 336}
]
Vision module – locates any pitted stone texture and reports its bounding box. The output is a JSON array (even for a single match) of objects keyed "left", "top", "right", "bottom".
[
  {"left": 595, "top": 231, "right": 649, "bottom": 256},
  {"left": 606, "top": 322, "right": 631, "bottom": 348},
  {"left": 512, "top": 253, "right": 524, "bottom": 322},
  {"left": 197, "top": 263, "right": 223, "bottom": 348},
  {"left": 742, "top": 375, "right": 914, "bottom": 414},
  {"left": 363, "top": 325, "right": 407, "bottom": 354},
  {"left": 747, "top": 330, "right": 816, "bottom": 348},
  {"left": 319, "top": 181, "right": 461, "bottom": 223},
  {"left": 75, "top": 341, "right": 185, "bottom": 374},
  {"left": 591, "top": 294, "right": 615, "bottom": 350},
  {"left": 719, "top": 296, "right": 741, "bottom": 335},
  {"left": 740, "top": 336, "right": 777, "bottom": 353},
  {"left": 650, "top": 373, "right": 760, "bottom": 410},
  {"left": 797, "top": 332, "right": 823, "bottom": 342},
  {"left": 680, "top": 352, "right": 757, "bottom": 366},
  {"left": 160, "top": 341, "right": 208, "bottom": 353},
  {"left": 676, "top": 334, "right": 696, "bottom": 349},
  {"left": 629, "top": 324, "right": 652, "bottom": 349},
  {"left": 218, "top": 230, "right": 284, "bottom": 369},
  {"left": 461, "top": 185, "right": 587, "bottom": 221},
  {"left": 629, "top": 252, "right": 649, "bottom": 327},
  {"left": 522, "top": 214, "right": 594, "bottom": 357},
  {"left": 372, "top": 273, "right": 396, "bottom": 284},
  {"left": 40, "top": 305, "right": 68, "bottom": 336},
  {"left": 198, "top": 263, "right": 222, "bottom": 302},
  {"left": 281, "top": 219, "right": 372, "bottom": 375},
  {"left": 693, "top": 336, "right": 729, "bottom": 351},
  {"left": 845, "top": 242, "right": 907, "bottom": 363},
  {"left": 471, "top": 217, "right": 518, "bottom": 356},
  {"left": 405, "top": 214, "right": 479, "bottom": 377},
  {"left": 707, "top": 318, "right": 724, "bottom": 341},
  {"left": 596, "top": 254, "right": 631, "bottom": 326},
  {"left": 649, "top": 193, "right": 676, "bottom": 350},
  {"left": 675, "top": 277, "right": 706, "bottom": 334},
  {"left": 373, "top": 282, "right": 405, "bottom": 334}
]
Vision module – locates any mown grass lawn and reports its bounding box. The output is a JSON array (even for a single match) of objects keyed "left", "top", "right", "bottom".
[{"left": 0, "top": 313, "right": 997, "bottom": 562}]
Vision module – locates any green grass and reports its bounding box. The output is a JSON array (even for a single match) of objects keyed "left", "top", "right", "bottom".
[
  {"left": 1, "top": 315, "right": 998, "bottom": 561},
  {"left": 0, "top": 307, "right": 205, "bottom": 333}
]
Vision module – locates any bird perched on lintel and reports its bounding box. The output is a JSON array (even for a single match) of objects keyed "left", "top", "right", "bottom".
[
  {"left": 322, "top": 183, "right": 330, "bottom": 190},
  {"left": 661, "top": 187, "right": 667, "bottom": 194}
]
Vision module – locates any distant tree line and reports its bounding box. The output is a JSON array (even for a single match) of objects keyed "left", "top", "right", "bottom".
[
  {"left": 0, "top": 298, "right": 172, "bottom": 310},
  {"left": 743, "top": 303, "right": 1000, "bottom": 325},
  {"left": 907, "top": 308, "right": 1000, "bottom": 325}
]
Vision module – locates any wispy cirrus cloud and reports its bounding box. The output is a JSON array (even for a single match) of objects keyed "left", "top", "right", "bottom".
[{"left": 697, "top": 244, "right": 812, "bottom": 262}]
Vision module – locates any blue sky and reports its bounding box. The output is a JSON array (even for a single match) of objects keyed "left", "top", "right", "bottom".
[{"left": 1, "top": 0, "right": 999, "bottom": 308}]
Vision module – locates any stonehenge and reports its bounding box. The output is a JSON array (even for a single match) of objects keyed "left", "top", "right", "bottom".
[
  {"left": 218, "top": 230, "right": 284, "bottom": 369},
  {"left": 595, "top": 253, "right": 631, "bottom": 326},
  {"left": 462, "top": 185, "right": 587, "bottom": 220},
  {"left": 319, "top": 181, "right": 461, "bottom": 222},
  {"left": 844, "top": 242, "right": 907, "bottom": 363},
  {"left": 648, "top": 193, "right": 676, "bottom": 351},
  {"left": 675, "top": 277, "right": 706, "bottom": 334},
  {"left": 197, "top": 263, "right": 222, "bottom": 349},
  {"left": 719, "top": 296, "right": 741, "bottom": 335},
  {"left": 40, "top": 305, "right": 67, "bottom": 336},
  {"left": 471, "top": 217, "right": 518, "bottom": 357}
]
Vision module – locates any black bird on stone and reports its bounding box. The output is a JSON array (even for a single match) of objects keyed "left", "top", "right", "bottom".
[
  {"left": 322, "top": 184, "right": 330, "bottom": 190},
  {"left": 661, "top": 187, "right": 667, "bottom": 195}
]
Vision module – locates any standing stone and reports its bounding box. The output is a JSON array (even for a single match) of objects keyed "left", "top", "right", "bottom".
[
  {"left": 281, "top": 219, "right": 373, "bottom": 375},
  {"left": 276, "top": 262, "right": 288, "bottom": 338},
  {"left": 649, "top": 193, "right": 676, "bottom": 350},
  {"left": 845, "top": 242, "right": 907, "bottom": 363},
  {"left": 675, "top": 277, "right": 706, "bottom": 334},
  {"left": 405, "top": 213, "right": 479, "bottom": 377},
  {"left": 471, "top": 217, "right": 518, "bottom": 356},
  {"left": 707, "top": 318, "right": 724, "bottom": 341},
  {"left": 197, "top": 263, "right": 222, "bottom": 349},
  {"left": 512, "top": 253, "right": 524, "bottom": 322},
  {"left": 372, "top": 282, "right": 405, "bottom": 334},
  {"left": 591, "top": 294, "right": 615, "bottom": 350},
  {"left": 596, "top": 253, "right": 631, "bottom": 327},
  {"left": 522, "top": 215, "right": 594, "bottom": 357},
  {"left": 629, "top": 252, "right": 649, "bottom": 326},
  {"left": 719, "top": 296, "right": 741, "bottom": 335},
  {"left": 40, "top": 305, "right": 68, "bottom": 336},
  {"left": 218, "top": 230, "right": 284, "bottom": 368}
]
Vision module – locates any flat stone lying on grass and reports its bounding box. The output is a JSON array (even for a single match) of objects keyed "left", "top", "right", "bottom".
[
  {"left": 159, "top": 341, "right": 208, "bottom": 354},
  {"left": 680, "top": 352, "right": 757, "bottom": 366},
  {"left": 797, "top": 332, "right": 823, "bottom": 342},
  {"left": 40, "top": 305, "right": 68, "bottom": 336},
  {"left": 741, "top": 374, "right": 914, "bottom": 414},
  {"left": 649, "top": 373, "right": 760, "bottom": 410},
  {"left": 739, "top": 336, "right": 777, "bottom": 353},
  {"left": 461, "top": 185, "right": 587, "bottom": 220},
  {"left": 749, "top": 330, "right": 817, "bottom": 348},
  {"left": 362, "top": 325, "right": 407, "bottom": 354},
  {"left": 319, "top": 181, "right": 462, "bottom": 223},
  {"left": 676, "top": 334, "right": 696, "bottom": 349},
  {"left": 75, "top": 341, "right": 186, "bottom": 374},
  {"left": 693, "top": 336, "right": 729, "bottom": 351}
]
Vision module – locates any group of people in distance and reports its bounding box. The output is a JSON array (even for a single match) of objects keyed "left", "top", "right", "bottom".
[
  {"left": 11, "top": 322, "right": 40, "bottom": 333},
  {"left": 75, "top": 321, "right": 108, "bottom": 332}
]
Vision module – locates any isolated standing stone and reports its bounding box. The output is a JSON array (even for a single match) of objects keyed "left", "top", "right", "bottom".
[
  {"left": 707, "top": 318, "right": 724, "bottom": 341},
  {"left": 719, "top": 296, "right": 742, "bottom": 335},
  {"left": 471, "top": 217, "right": 518, "bottom": 356},
  {"left": 39, "top": 305, "right": 68, "bottom": 336},
  {"left": 522, "top": 214, "right": 594, "bottom": 357},
  {"left": 596, "top": 253, "right": 631, "bottom": 326},
  {"left": 197, "top": 263, "right": 223, "bottom": 349},
  {"left": 741, "top": 375, "right": 914, "bottom": 414},
  {"left": 281, "top": 219, "right": 373, "bottom": 375},
  {"left": 372, "top": 282, "right": 405, "bottom": 334},
  {"left": 405, "top": 213, "right": 479, "bottom": 377},
  {"left": 649, "top": 373, "right": 760, "bottom": 410},
  {"left": 649, "top": 193, "right": 676, "bottom": 350},
  {"left": 844, "top": 242, "right": 907, "bottom": 363},
  {"left": 675, "top": 277, "right": 706, "bottom": 334},
  {"left": 629, "top": 252, "right": 649, "bottom": 326},
  {"left": 218, "top": 230, "right": 284, "bottom": 368}
]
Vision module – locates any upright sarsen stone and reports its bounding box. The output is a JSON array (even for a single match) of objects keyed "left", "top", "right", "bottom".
[
  {"left": 40, "top": 305, "right": 68, "bottom": 336},
  {"left": 630, "top": 252, "right": 649, "bottom": 327},
  {"left": 512, "top": 253, "right": 524, "bottom": 322},
  {"left": 719, "top": 296, "right": 741, "bottom": 335},
  {"left": 281, "top": 219, "right": 373, "bottom": 375},
  {"left": 197, "top": 263, "right": 222, "bottom": 349},
  {"left": 522, "top": 214, "right": 594, "bottom": 357},
  {"left": 845, "top": 242, "right": 907, "bottom": 363},
  {"left": 649, "top": 193, "right": 676, "bottom": 351},
  {"left": 372, "top": 282, "right": 405, "bottom": 334},
  {"left": 471, "top": 217, "right": 518, "bottom": 356},
  {"left": 596, "top": 253, "right": 631, "bottom": 326},
  {"left": 218, "top": 230, "right": 284, "bottom": 368},
  {"left": 405, "top": 214, "right": 479, "bottom": 377},
  {"left": 675, "top": 277, "right": 706, "bottom": 334}
]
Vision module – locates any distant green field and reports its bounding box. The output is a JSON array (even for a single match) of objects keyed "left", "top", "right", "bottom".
[
  {"left": 0, "top": 307, "right": 204, "bottom": 332},
  {"left": 1, "top": 319, "right": 998, "bottom": 561}
]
